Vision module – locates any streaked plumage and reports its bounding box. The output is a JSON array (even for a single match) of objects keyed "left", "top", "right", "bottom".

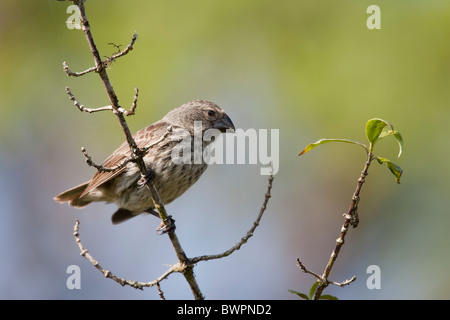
[{"left": 54, "top": 100, "right": 235, "bottom": 224}]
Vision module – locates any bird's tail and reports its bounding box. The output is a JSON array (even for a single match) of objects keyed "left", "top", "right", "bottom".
[
  {"left": 54, "top": 182, "right": 92, "bottom": 207},
  {"left": 111, "top": 208, "right": 137, "bottom": 224}
]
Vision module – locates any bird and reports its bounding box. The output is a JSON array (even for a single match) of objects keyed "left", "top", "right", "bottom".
[{"left": 54, "top": 100, "right": 235, "bottom": 225}]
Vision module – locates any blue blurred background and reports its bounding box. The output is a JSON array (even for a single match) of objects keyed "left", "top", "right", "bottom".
[{"left": 1, "top": 0, "right": 449, "bottom": 299}]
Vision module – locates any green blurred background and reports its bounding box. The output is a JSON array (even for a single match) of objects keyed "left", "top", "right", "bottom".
[{"left": 1, "top": 0, "right": 449, "bottom": 299}]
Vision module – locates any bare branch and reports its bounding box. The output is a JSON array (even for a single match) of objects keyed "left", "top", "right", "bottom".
[
  {"left": 65, "top": 87, "right": 113, "bottom": 113},
  {"left": 81, "top": 147, "right": 132, "bottom": 172},
  {"left": 124, "top": 87, "right": 139, "bottom": 116},
  {"left": 62, "top": 33, "right": 137, "bottom": 76},
  {"left": 296, "top": 258, "right": 356, "bottom": 288},
  {"left": 141, "top": 126, "right": 173, "bottom": 153},
  {"left": 330, "top": 276, "right": 357, "bottom": 288},
  {"left": 63, "top": 61, "right": 97, "bottom": 77},
  {"left": 61, "top": 0, "right": 206, "bottom": 299},
  {"left": 80, "top": 126, "right": 173, "bottom": 173},
  {"left": 62, "top": 0, "right": 274, "bottom": 301},
  {"left": 65, "top": 86, "right": 141, "bottom": 116},
  {"left": 73, "top": 219, "right": 186, "bottom": 291},
  {"left": 311, "top": 152, "right": 373, "bottom": 299},
  {"left": 103, "top": 32, "right": 138, "bottom": 67},
  {"left": 156, "top": 282, "right": 166, "bottom": 300},
  {"left": 107, "top": 42, "right": 123, "bottom": 54},
  {"left": 190, "top": 171, "right": 274, "bottom": 264},
  {"left": 296, "top": 258, "right": 323, "bottom": 281}
]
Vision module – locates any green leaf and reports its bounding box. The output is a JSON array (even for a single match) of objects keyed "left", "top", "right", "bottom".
[
  {"left": 319, "top": 294, "right": 339, "bottom": 300},
  {"left": 376, "top": 156, "right": 403, "bottom": 184},
  {"left": 288, "top": 289, "right": 309, "bottom": 300},
  {"left": 365, "top": 118, "right": 394, "bottom": 145},
  {"left": 309, "top": 281, "right": 319, "bottom": 300},
  {"left": 379, "top": 129, "right": 404, "bottom": 158},
  {"left": 299, "top": 139, "right": 368, "bottom": 156},
  {"left": 392, "top": 131, "right": 403, "bottom": 157}
]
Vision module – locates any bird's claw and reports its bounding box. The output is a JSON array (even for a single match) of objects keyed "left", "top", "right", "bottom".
[
  {"left": 137, "top": 169, "right": 155, "bottom": 189},
  {"left": 156, "top": 216, "right": 176, "bottom": 235}
]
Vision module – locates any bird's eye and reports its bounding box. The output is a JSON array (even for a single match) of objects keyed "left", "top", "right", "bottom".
[{"left": 207, "top": 110, "right": 215, "bottom": 117}]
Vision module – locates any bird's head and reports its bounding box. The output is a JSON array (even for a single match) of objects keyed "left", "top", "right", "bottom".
[{"left": 163, "top": 100, "right": 235, "bottom": 134}]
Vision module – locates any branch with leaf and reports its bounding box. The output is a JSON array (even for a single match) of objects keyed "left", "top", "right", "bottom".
[
  {"left": 291, "top": 118, "right": 403, "bottom": 300},
  {"left": 56, "top": 0, "right": 273, "bottom": 300}
]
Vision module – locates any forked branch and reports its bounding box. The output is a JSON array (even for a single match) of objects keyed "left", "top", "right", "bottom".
[{"left": 60, "top": 0, "right": 274, "bottom": 300}]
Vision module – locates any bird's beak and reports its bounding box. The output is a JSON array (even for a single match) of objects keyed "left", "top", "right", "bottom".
[{"left": 214, "top": 115, "right": 235, "bottom": 133}]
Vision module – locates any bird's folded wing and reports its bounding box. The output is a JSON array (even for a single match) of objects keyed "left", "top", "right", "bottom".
[{"left": 79, "top": 121, "right": 172, "bottom": 198}]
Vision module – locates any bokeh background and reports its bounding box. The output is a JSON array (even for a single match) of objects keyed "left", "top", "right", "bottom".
[{"left": 1, "top": 0, "right": 449, "bottom": 300}]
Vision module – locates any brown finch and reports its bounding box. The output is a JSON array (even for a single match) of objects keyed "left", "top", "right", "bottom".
[{"left": 54, "top": 100, "right": 235, "bottom": 224}]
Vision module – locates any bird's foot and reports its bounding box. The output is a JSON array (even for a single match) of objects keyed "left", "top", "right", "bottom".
[
  {"left": 156, "top": 216, "right": 176, "bottom": 235},
  {"left": 137, "top": 169, "right": 155, "bottom": 189}
]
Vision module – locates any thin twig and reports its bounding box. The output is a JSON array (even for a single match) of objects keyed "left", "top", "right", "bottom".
[
  {"left": 65, "top": 86, "right": 140, "bottom": 116},
  {"left": 107, "top": 42, "right": 123, "bottom": 54},
  {"left": 190, "top": 172, "right": 274, "bottom": 264},
  {"left": 125, "top": 87, "right": 139, "bottom": 116},
  {"left": 312, "top": 152, "right": 373, "bottom": 300},
  {"left": 63, "top": 61, "right": 97, "bottom": 77},
  {"left": 103, "top": 33, "right": 138, "bottom": 67},
  {"left": 80, "top": 126, "right": 173, "bottom": 173},
  {"left": 156, "top": 282, "right": 166, "bottom": 300},
  {"left": 296, "top": 258, "right": 356, "bottom": 288},
  {"left": 65, "top": 87, "right": 114, "bottom": 113},
  {"left": 71, "top": 172, "right": 273, "bottom": 298},
  {"left": 73, "top": 219, "right": 178, "bottom": 290},
  {"left": 140, "top": 126, "right": 173, "bottom": 153},
  {"left": 296, "top": 258, "right": 323, "bottom": 281},
  {"left": 81, "top": 147, "right": 132, "bottom": 172},
  {"left": 62, "top": 33, "right": 137, "bottom": 76},
  {"left": 330, "top": 276, "right": 357, "bottom": 287}
]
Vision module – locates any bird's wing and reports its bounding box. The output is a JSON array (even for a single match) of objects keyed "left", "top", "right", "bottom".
[{"left": 79, "top": 121, "right": 172, "bottom": 198}]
